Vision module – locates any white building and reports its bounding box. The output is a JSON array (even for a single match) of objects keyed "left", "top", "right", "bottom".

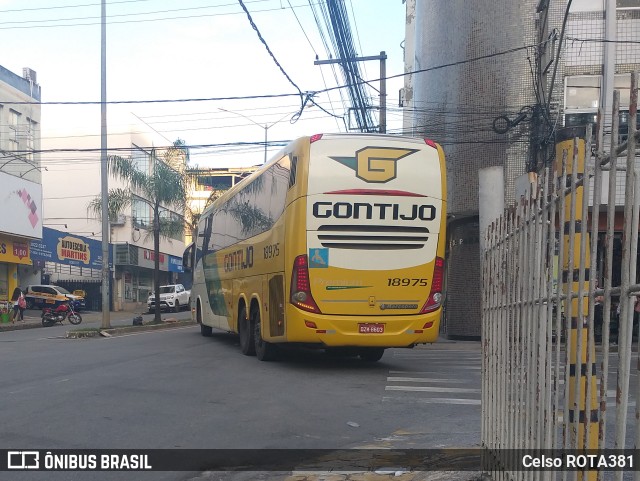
[
  {"left": 0, "top": 65, "right": 42, "bottom": 303},
  {"left": 42, "top": 116, "right": 186, "bottom": 312}
]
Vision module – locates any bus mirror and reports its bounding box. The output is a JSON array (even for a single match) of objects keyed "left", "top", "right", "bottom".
[{"left": 183, "top": 243, "right": 195, "bottom": 273}]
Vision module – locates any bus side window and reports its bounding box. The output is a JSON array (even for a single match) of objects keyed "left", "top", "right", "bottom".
[{"left": 288, "top": 155, "right": 298, "bottom": 188}]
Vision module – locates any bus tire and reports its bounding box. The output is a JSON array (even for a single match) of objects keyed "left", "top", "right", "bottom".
[
  {"left": 252, "top": 306, "right": 278, "bottom": 361},
  {"left": 198, "top": 304, "right": 212, "bottom": 337},
  {"left": 358, "top": 347, "right": 385, "bottom": 362},
  {"left": 238, "top": 304, "right": 255, "bottom": 356}
]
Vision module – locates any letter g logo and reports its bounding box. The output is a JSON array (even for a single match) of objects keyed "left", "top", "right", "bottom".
[{"left": 330, "top": 147, "right": 418, "bottom": 183}]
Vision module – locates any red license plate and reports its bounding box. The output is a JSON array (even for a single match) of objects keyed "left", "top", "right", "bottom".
[{"left": 358, "top": 323, "right": 385, "bottom": 334}]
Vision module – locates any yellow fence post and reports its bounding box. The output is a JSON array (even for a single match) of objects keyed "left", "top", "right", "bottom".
[{"left": 555, "top": 128, "right": 599, "bottom": 478}]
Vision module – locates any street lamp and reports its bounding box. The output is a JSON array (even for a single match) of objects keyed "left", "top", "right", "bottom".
[{"left": 219, "top": 108, "right": 292, "bottom": 163}]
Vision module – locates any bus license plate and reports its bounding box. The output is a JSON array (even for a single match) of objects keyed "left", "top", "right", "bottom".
[{"left": 359, "top": 323, "right": 385, "bottom": 334}]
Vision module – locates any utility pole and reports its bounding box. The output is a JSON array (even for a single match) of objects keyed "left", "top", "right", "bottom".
[
  {"left": 533, "top": 0, "right": 553, "bottom": 173},
  {"left": 314, "top": 51, "right": 387, "bottom": 133},
  {"left": 601, "top": 0, "right": 617, "bottom": 152},
  {"left": 100, "top": 0, "right": 110, "bottom": 329}
]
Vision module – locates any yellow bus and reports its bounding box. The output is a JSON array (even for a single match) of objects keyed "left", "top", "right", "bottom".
[{"left": 184, "top": 133, "right": 447, "bottom": 362}]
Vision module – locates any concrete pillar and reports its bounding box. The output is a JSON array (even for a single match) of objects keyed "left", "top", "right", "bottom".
[{"left": 478, "top": 166, "right": 505, "bottom": 254}]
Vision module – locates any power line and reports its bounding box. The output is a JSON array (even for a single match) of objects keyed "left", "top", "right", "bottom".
[
  {"left": 1, "top": 42, "right": 546, "bottom": 138},
  {"left": 0, "top": 1, "right": 320, "bottom": 30},
  {"left": 1, "top": 92, "right": 300, "bottom": 106},
  {"left": 0, "top": 0, "right": 153, "bottom": 13},
  {"left": 566, "top": 36, "right": 640, "bottom": 45},
  {"left": 237, "top": 0, "right": 305, "bottom": 113},
  {"left": 0, "top": 2, "right": 270, "bottom": 26}
]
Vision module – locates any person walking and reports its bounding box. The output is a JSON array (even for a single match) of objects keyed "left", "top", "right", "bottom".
[{"left": 10, "top": 287, "right": 26, "bottom": 323}]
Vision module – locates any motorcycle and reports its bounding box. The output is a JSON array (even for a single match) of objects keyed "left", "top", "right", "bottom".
[{"left": 41, "top": 301, "right": 83, "bottom": 327}]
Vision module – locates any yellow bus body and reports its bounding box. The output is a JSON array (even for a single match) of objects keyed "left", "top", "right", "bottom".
[{"left": 189, "top": 133, "right": 446, "bottom": 356}]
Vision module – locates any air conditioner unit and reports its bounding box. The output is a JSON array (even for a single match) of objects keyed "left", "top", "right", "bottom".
[{"left": 110, "top": 214, "right": 126, "bottom": 226}]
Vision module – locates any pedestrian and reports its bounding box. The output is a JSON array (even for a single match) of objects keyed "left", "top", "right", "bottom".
[{"left": 10, "top": 287, "right": 26, "bottom": 323}]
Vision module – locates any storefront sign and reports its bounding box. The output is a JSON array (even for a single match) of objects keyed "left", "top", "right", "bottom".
[
  {"left": 30, "top": 227, "right": 110, "bottom": 269},
  {"left": 0, "top": 235, "right": 32, "bottom": 265},
  {"left": 58, "top": 236, "right": 91, "bottom": 264},
  {"left": 143, "top": 249, "right": 165, "bottom": 263},
  {"left": 0, "top": 171, "right": 43, "bottom": 239},
  {"left": 138, "top": 248, "right": 168, "bottom": 271},
  {"left": 168, "top": 255, "right": 183, "bottom": 273}
]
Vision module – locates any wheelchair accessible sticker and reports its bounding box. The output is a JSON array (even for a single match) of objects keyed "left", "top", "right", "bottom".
[{"left": 309, "top": 248, "right": 329, "bottom": 268}]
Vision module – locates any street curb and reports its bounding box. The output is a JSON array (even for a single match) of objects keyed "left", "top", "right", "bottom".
[
  {"left": 65, "top": 319, "right": 196, "bottom": 338},
  {"left": 0, "top": 320, "right": 42, "bottom": 332},
  {"left": 66, "top": 330, "right": 100, "bottom": 339}
]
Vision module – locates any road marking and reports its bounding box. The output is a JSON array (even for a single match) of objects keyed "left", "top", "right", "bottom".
[
  {"left": 385, "top": 385, "right": 480, "bottom": 393},
  {"left": 382, "top": 395, "right": 481, "bottom": 405},
  {"left": 389, "top": 370, "right": 474, "bottom": 375},
  {"left": 387, "top": 376, "right": 465, "bottom": 384}
]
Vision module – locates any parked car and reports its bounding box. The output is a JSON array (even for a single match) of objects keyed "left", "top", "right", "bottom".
[
  {"left": 148, "top": 284, "right": 190, "bottom": 313},
  {"left": 24, "top": 285, "right": 86, "bottom": 311}
]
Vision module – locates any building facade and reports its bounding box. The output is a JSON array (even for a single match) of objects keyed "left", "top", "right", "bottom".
[
  {"left": 404, "top": 0, "right": 639, "bottom": 337},
  {"left": 42, "top": 120, "right": 187, "bottom": 311},
  {"left": 185, "top": 166, "right": 258, "bottom": 246},
  {"left": 0, "top": 65, "right": 42, "bottom": 303}
]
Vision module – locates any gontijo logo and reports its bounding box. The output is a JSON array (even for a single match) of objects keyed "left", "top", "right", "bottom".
[{"left": 330, "top": 147, "right": 418, "bottom": 183}]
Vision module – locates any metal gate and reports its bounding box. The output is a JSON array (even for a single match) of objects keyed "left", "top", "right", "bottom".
[{"left": 482, "top": 72, "right": 639, "bottom": 480}]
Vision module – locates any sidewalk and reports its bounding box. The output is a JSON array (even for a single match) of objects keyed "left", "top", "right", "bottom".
[{"left": 0, "top": 305, "right": 193, "bottom": 332}]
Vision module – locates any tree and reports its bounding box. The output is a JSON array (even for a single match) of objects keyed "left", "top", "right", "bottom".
[{"left": 88, "top": 142, "right": 188, "bottom": 324}]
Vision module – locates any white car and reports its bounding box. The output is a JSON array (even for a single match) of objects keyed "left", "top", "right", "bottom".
[{"left": 147, "top": 284, "right": 190, "bottom": 313}]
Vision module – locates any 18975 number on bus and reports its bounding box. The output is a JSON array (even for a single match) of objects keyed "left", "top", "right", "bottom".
[{"left": 387, "top": 278, "right": 428, "bottom": 287}]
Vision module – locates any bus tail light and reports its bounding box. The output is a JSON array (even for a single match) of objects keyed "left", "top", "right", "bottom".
[
  {"left": 420, "top": 257, "right": 444, "bottom": 313},
  {"left": 310, "top": 134, "right": 323, "bottom": 143},
  {"left": 424, "top": 139, "right": 437, "bottom": 149},
  {"left": 290, "top": 255, "right": 321, "bottom": 313}
]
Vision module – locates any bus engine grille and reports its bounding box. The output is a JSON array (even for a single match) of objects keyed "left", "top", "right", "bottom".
[{"left": 316, "top": 225, "right": 429, "bottom": 250}]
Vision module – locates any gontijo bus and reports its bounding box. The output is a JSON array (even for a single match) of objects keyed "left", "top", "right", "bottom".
[{"left": 183, "top": 133, "right": 446, "bottom": 362}]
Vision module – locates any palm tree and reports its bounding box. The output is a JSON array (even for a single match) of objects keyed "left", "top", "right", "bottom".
[{"left": 89, "top": 142, "right": 188, "bottom": 324}]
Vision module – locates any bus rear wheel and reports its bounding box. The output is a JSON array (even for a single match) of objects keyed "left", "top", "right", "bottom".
[
  {"left": 198, "top": 304, "right": 212, "bottom": 337},
  {"left": 238, "top": 304, "right": 255, "bottom": 356},
  {"left": 252, "top": 306, "right": 278, "bottom": 361},
  {"left": 359, "top": 347, "right": 385, "bottom": 362}
]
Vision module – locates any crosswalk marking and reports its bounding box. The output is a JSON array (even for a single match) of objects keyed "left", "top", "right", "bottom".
[
  {"left": 382, "top": 395, "right": 481, "bottom": 406},
  {"left": 385, "top": 385, "right": 480, "bottom": 394},
  {"left": 383, "top": 348, "right": 482, "bottom": 406},
  {"left": 386, "top": 376, "right": 465, "bottom": 384}
]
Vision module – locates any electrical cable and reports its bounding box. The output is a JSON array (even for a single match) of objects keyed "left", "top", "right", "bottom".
[
  {"left": 546, "top": 0, "right": 573, "bottom": 109},
  {"left": 0, "top": 1, "right": 319, "bottom": 30},
  {"left": 0, "top": 0, "right": 154, "bottom": 13},
  {"left": 237, "top": 0, "right": 305, "bottom": 118}
]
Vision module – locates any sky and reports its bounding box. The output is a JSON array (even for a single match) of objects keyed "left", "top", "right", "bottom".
[{"left": 0, "top": 0, "right": 407, "bottom": 170}]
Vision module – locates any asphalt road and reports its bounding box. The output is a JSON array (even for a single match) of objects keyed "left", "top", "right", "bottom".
[{"left": 0, "top": 322, "right": 482, "bottom": 481}]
